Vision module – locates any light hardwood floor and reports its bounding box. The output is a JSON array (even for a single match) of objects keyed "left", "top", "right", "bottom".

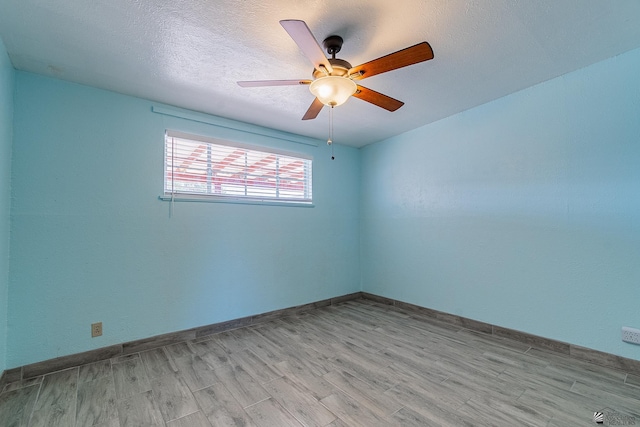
[{"left": 1, "top": 299, "right": 639, "bottom": 426}]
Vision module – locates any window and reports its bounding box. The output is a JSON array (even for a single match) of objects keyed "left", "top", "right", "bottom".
[{"left": 164, "top": 131, "right": 313, "bottom": 205}]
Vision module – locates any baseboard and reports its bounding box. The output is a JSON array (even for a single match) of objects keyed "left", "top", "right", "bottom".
[
  {"left": 360, "top": 292, "right": 640, "bottom": 376},
  {"left": 3, "top": 290, "right": 639, "bottom": 391}
]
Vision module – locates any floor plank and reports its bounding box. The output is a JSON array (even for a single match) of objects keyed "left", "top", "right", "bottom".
[
  {"left": 149, "top": 372, "right": 199, "bottom": 422},
  {"left": 112, "top": 354, "right": 151, "bottom": 400},
  {"left": 166, "top": 410, "right": 212, "bottom": 427},
  {"left": 323, "top": 370, "right": 402, "bottom": 417},
  {"left": 116, "top": 390, "right": 164, "bottom": 427},
  {"left": 320, "top": 391, "right": 390, "bottom": 427},
  {"left": 79, "top": 360, "right": 113, "bottom": 384},
  {"left": 244, "top": 397, "right": 303, "bottom": 427},
  {"left": 75, "top": 374, "right": 118, "bottom": 426},
  {"left": 261, "top": 376, "right": 337, "bottom": 426},
  {"left": 140, "top": 347, "right": 177, "bottom": 380},
  {"left": 193, "top": 382, "right": 256, "bottom": 427},
  {"left": 0, "top": 383, "right": 40, "bottom": 427},
  {"left": 171, "top": 352, "right": 220, "bottom": 393},
  {"left": 30, "top": 368, "right": 78, "bottom": 427},
  {"left": 212, "top": 363, "right": 270, "bottom": 408},
  {"left": 229, "top": 348, "right": 282, "bottom": 384}
]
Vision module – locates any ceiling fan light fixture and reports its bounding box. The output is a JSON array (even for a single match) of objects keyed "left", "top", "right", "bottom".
[{"left": 309, "top": 76, "right": 357, "bottom": 107}]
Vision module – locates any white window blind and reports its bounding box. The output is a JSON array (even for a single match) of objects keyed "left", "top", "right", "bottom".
[{"left": 164, "top": 131, "right": 313, "bottom": 204}]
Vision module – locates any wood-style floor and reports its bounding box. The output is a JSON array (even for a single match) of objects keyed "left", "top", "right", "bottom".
[{"left": 1, "top": 299, "right": 639, "bottom": 426}]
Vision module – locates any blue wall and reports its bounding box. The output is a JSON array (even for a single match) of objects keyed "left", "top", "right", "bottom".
[
  {"left": 8, "top": 72, "right": 360, "bottom": 367},
  {"left": 361, "top": 47, "right": 640, "bottom": 360},
  {"left": 0, "top": 38, "right": 14, "bottom": 374},
  {"left": 5, "top": 45, "right": 640, "bottom": 369}
]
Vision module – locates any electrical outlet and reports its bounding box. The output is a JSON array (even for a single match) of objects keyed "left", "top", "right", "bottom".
[
  {"left": 622, "top": 327, "right": 640, "bottom": 345},
  {"left": 91, "top": 322, "right": 102, "bottom": 338}
]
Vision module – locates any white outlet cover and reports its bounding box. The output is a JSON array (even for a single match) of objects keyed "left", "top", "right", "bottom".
[{"left": 621, "top": 326, "right": 640, "bottom": 345}]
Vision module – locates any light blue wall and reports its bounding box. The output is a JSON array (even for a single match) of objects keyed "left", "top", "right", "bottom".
[
  {"left": 361, "top": 47, "right": 640, "bottom": 360},
  {"left": 0, "top": 38, "right": 14, "bottom": 374},
  {"left": 8, "top": 72, "right": 360, "bottom": 368},
  {"left": 6, "top": 45, "right": 640, "bottom": 370}
]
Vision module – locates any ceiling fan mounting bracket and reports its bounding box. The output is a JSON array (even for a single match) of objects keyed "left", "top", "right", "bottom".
[{"left": 323, "top": 35, "right": 344, "bottom": 58}]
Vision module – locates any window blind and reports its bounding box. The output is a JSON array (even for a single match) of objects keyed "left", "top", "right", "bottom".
[{"left": 164, "top": 132, "right": 313, "bottom": 204}]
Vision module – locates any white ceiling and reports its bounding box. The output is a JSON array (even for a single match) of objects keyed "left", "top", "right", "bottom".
[{"left": 2, "top": 0, "right": 640, "bottom": 147}]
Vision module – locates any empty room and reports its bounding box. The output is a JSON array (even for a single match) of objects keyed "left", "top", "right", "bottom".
[{"left": 1, "top": 0, "right": 639, "bottom": 426}]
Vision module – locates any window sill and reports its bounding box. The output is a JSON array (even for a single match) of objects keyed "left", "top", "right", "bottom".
[{"left": 158, "top": 194, "right": 315, "bottom": 208}]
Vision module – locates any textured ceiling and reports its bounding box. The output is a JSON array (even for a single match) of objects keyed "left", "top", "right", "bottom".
[{"left": 2, "top": 0, "right": 640, "bottom": 147}]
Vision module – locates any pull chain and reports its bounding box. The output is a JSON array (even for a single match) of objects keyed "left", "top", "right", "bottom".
[
  {"left": 327, "top": 105, "right": 335, "bottom": 160},
  {"left": 170, "top": 135, "right": 175, "bottom": 217}
]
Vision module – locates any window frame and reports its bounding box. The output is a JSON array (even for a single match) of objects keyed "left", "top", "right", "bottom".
[{"left": 161, "top": 130, "right": 314, "bottom": 207}]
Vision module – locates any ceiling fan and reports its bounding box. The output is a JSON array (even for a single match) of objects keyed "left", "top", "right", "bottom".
[{"left": 238, "top": 20, "right": 434, "bottom": 120}]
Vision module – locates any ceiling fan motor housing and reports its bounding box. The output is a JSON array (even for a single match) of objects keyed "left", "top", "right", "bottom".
[
  {"left": 313, "top": 58, "right": 353, "bottom": 78},
  {"left": 311, "top": 35, "right": 353, "bottom": 78}
]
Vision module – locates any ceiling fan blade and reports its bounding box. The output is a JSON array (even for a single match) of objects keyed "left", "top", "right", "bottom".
[
  {"left": 349, "top": 42, "right": 434, "bottom": 80},
  {"left": 280, "top": 20, "right": 333, "bottom": 74},
  {"left": 238, "top": 79, "right": 311, "bottom": 87},
  {"left": 353, "top": 85, "right": 404, "bottom": 111},
  {"left": 302, "top": 98, "right": 324, "bottom": 120}
]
